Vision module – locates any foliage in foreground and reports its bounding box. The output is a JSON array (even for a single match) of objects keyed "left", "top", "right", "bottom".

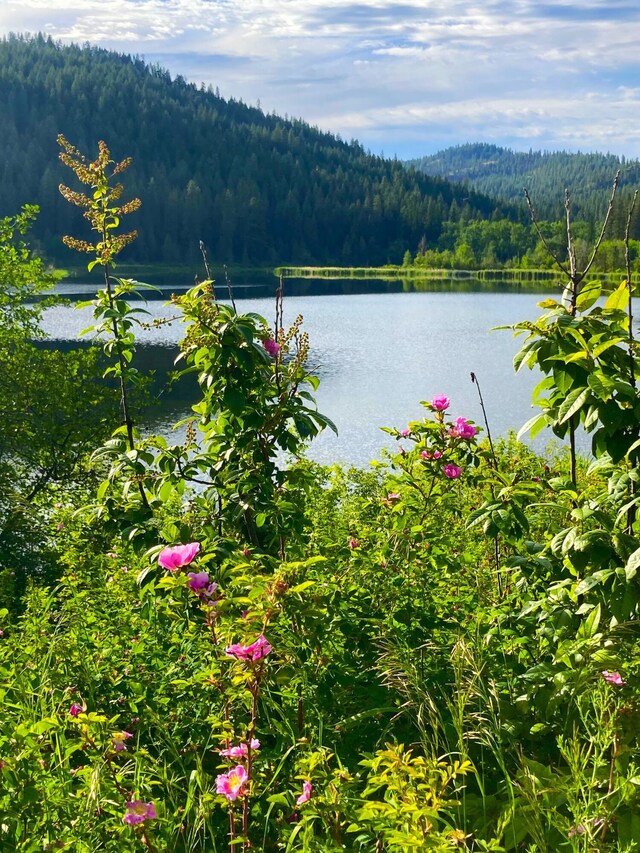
[{"left": 1, "top": 142, "right": 640, "bottom": 852}]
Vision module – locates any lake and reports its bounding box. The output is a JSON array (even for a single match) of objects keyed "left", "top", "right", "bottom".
[{"left": 40, "top": 283, "right": 564, "bottom": 467}]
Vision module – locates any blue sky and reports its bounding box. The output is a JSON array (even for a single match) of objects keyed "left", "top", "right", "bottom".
[{"left": 2, "top": 0, "right": 640, "bottom": 159}]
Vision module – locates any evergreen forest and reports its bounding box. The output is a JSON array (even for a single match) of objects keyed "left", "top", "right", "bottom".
[
  {"left": 407, "top": 143, "right": 640, "bottom": 227},
  {"left": 0, "top": 34, "right": 509, "bottom": 267}
]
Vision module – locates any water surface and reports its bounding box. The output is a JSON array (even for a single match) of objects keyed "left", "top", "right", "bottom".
[{"left": 41, "top": 287, "right": 558, "bottom": 467}]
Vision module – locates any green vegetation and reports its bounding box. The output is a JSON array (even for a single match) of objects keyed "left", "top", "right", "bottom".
[
  {"left": 3, "top": 143, "right": 640, "bottom": 852},
  {"left": 407, "top": 142, "right": 640, "bottom": 225},
  {"left": 0, "top": 35, "right": 512, "bottom": 268},
  {"left": 401, "top": 218, "right": 640, "bottom": 273}
]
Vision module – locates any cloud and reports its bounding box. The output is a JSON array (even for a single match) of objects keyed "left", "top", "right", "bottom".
[{"left": 3, "top": 0, "right": 640, "bottom": 157}]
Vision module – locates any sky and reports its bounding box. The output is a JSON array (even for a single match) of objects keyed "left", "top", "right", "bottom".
[{"left": 1, "top": 0, "right": 640, "bottom": 160}]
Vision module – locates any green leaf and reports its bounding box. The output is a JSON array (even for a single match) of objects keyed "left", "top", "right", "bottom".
[
  {"left": 604, "top": 281, "right": 630, "bottom": 311},
  {"left": 223, "top": 387, "right": 246, "bottom": 414},
  {"left": 558, "top": 387, "right": 590, "bottom": 424},
  {"left": 576, "top": 280, "right": 602, "bottom": 311},
  {"left": 574, "top": 569, "right": 613, "bottom": 595},
  {"left": 624, "top": 546, "right": 640, "bottom": 581},
  {"left": 517, "top": 412, "right": 549, "bottom": 441},
  {"left": 578, "top": 602, "right": 601, "bottom": 638},
  {"left": 592, "top": 338, "right": 626, "bottom": 358}
]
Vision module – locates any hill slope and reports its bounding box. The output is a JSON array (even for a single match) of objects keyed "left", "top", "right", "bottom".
[
  {"left": 0, "top": 35, "right": 512, "bottom": 267},
  {"left": 407, "top": 143, "right": 640, "bottom": 225}
]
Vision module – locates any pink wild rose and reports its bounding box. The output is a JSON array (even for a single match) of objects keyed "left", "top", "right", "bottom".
[
  {"left": 431, "top": 395, "right": 451, "bottom": 411},
  {"left": 263, "top": 338, "right": 280, "bottom": 357},
  {"left": 296, "top": 781, "right": 313, "bottom": 805},
  {"left": 219, "top": 739, "right": 261, "bottom": 759},
  {"left": 601, "top": 671, "right": 626, "bottom": 686},
  {"left": 158, "top": 542, "right": 200, "bottom": 571},
  {"left": 450, "top": 417, "right": 478, "bottom": 440},
  {"left": 226, "top": 634, "right": 272, "bottom": 662},
  {"left": 187, "top": 571, "right": 218, "bottom": 599},
  {"left": 216, "top": 765, "right": 248, "bottom": 800},
  {"left": 113, "top": 731, "right": 133, "bottom": 753},
  {"left": 123, "top": 800, "right": 157, "bottom": 826},
  {"left": 400, "top": 428, "right": 411, "bottom": 437},
  {"left": 348, "top": 538, "right": 359, "bottom": 550},
  {"left": 386, "top": 492, "right": 401, "bottom": 502},
  {"left": 443, "top": 464, "right": 462, "bottom": 479},
  {"left": 69, "top": 703, "right": 83, "bottom": 718}
]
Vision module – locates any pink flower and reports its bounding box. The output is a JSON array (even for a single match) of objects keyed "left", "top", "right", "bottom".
[
  {"left": 349, "top": 538, "right": 359, "bottom": 550},
  {"left": 226, "top": 634, "right": 272, "bottom": 662},
  {"left": 187, "top": 571, "right": 210, "bottom": 590},
  {"left": 296, "top": 781, "right": 313, "bottom": 805},
  {"left": 263, "top": 338, "right": 280, "bottom": 356},
  {"left": 123, "top": 800, "right": 157, "bottom": 826},
  {"left": 69, "top": 703, "right": 83, "bottom": 717},
  {"left": 400, "top": 428, "right": 411, "bottom": 437},
  {"left": 431, "top": 395, "right": 450, "bottom": 411},
  {"left": 450, "top": 417, "right": 478, "bottom": 440},
  {"left": 386, "top": 493, "right": 401, "bottom": 502},
  {"left": 187, "top": 571, "right": 218, "bottom": 599},
  {"left": 422, "top": 449, "right": 443, "bottom": 460},
  {"left": 443, "top": 464, "right": 462, "bottom": 479},
  {"left": 219, "top": 739, "right": 261, "bottom": 759},
  {"left": 158, "top": 542, "right": 200, "bottom": 571},
  {"left": 602, "top": 671, "right": 626, "bottom": 686},
  {"left": 113, "top": 731, "right": 133, "bottom": 753},
  {"left": 216, "top": 765, "right": 248, "bottom": 800}
]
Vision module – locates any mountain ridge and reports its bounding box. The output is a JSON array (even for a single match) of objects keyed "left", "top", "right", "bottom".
[
  {"left": 0, "top": 35, "right": 515, "bottom": 267},
  {"left": 406, "top": 143, "right": 640, "bottom": 224}
]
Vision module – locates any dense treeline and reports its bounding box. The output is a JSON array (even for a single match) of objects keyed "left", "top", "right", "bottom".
[
  {"left": 402, "top": 216, "right": 640, "bottom": 271},
  {"left": 407, "top": 142, "right": 640, "bottom": 232},
  {"left": 0, "top": 35, "right": 513, "bottom": 267}
]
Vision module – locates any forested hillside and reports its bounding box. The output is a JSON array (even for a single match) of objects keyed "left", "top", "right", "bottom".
[
  {"left": 407, "top": 143, "right": 640, "bottom": 228},
  {"left": 0, "top": 35, "right": 511, "bottom": 266}
]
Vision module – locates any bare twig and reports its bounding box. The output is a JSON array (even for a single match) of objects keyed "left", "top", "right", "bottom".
[
  {"left": 624, "top": 190, "right": 638, "bottom": 389},
  {"left": 524, "top": 188, "right": 569, "bottom": 276},
  {"left": 223, "top": 263, "right": 237, "bottom": 311},
  {"left": 581, "top": 170, "right": 620, "bottom": 279},
  {"left": 564, "top": 189, "right": 577, "bottom": 284},
  {"left": 470, "top": 372, "right": 497, "bottom": 470},
  {"left": 199, "top": 240, "right": 216, "bottom": 300},
  {"left": 624, "top": 190, "right": 638, "bottom": 534}
]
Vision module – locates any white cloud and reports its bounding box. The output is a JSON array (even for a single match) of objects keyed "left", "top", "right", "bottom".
[{"left": 2, "top": 0, "right": 640, "bottom": 156}]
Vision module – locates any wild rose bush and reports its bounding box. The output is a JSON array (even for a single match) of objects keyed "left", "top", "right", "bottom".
[{"left": 2, "top": 143, "right": 640, "bottom": 850}]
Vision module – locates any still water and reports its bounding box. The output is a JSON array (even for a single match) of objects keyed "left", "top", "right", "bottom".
[{"left": 40, "top": 286, "right": 560, "bottom": 468}]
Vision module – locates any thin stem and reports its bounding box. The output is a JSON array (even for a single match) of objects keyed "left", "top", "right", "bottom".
[
  {"left": 524, "top": 188, "right": 570, "bottom": 277},
  {"left": 624, "top": 190, "right": 638, "bottom": 534},
  {"left": 224, "top": 264, "right": 237, "bottom": 312},
  {"left": 582, "top": 171, "right": 620, "bottom": 279},
  {"left": 470, "top": 372, "right": 497, "bottom": 470},
  {"left": 103, "top": 261, "right": 151, "bottom": 511},
  {"left": 470, "top": 372, "right": 501, "bottom": 595},
  {"left": 199, "top": 240, "right": 216, "bottom": 301},
  {"left": 103, "top": 263, "right": 135, "bottom": 452},
  {"left": 624, "top": 190, "right": 638, "bottom": 389}
]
